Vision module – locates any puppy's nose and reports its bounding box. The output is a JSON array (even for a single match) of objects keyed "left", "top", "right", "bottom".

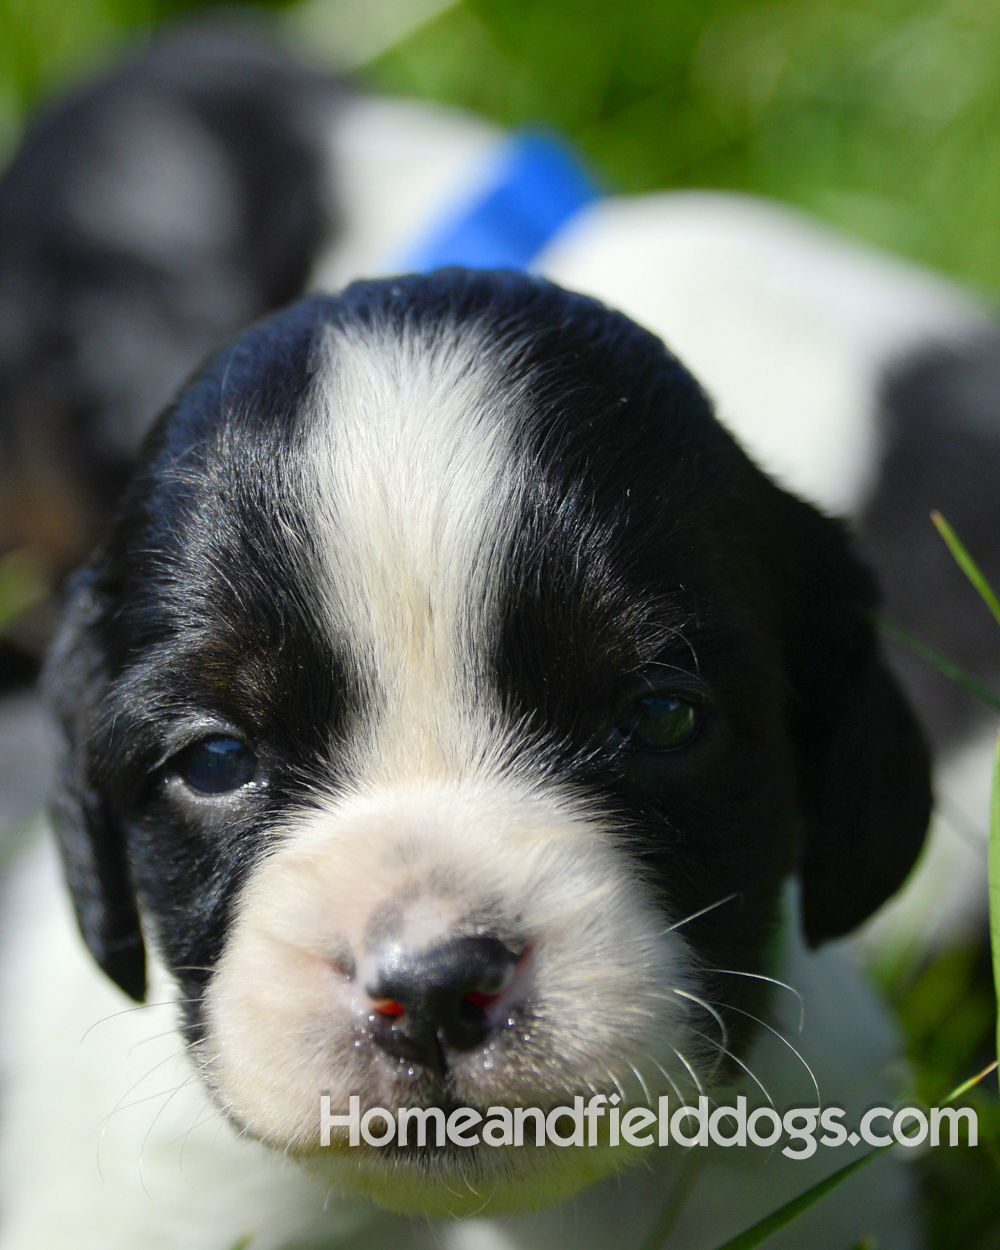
[{"left": 367, "top": 936, "right": 519, "bottom": 1074}]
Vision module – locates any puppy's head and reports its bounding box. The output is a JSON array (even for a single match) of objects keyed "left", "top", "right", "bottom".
[{"left": 46, "top": 270, "right": 930, "bottom": 1213}]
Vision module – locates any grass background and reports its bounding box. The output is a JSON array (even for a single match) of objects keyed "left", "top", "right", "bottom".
[
  {"left": 1, "top": 0, "right": 999, "bottom": 1244},
  {"left": 7, "top": 0, "right": 1000, "bottom": 299}
]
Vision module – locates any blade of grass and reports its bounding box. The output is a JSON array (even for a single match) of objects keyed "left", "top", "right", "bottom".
[
  {"left": 991, "top": 732, "right": 1000, "bottom": 1069},
  {"left": 876, "top": 616, "right": 1000, "bottom": 715},
  {"left": 945, "top": 1059, "right": 998, "bottom": 1106},
  {"left": 695, "top": 1062, "right": 996, "bottom": 1250},
  {"left": 637, "top": 1151, "right": 706, "bottom": 1250},
  {"left": 931, "top": 511, "right": 1000, "bottom": 630},
  {"left": 931, "top": 514, "right": 1000, "bottom": 1068},
  {"left": 706, "top": 1149, "right": 887, "bottom": 1250}
]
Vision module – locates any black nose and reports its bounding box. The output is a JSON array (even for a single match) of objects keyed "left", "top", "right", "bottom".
[{"left": 367, "top": 936, "right": 519, "bottom": 1074}]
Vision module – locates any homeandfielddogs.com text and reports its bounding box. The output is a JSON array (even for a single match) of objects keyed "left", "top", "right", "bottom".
[{"left": 320, "top": 1095, "right": 977, "bottom": 1159}]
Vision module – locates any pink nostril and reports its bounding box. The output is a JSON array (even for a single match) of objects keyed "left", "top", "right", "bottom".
[
  {"left": 464, "top": 945, "right": 532, "bottom": 1009},
  {"left": 464, "top": 990, "right": 500, "bottom": 1008},
  {"left": 372, "top": 998, "right": 405, "bottom": 1017}
]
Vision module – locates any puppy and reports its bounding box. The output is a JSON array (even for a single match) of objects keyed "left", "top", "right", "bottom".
[
  {"left": 0, "top": 21, "right": 986, "bottom": 1250},
  {"left": 0, "top": 265, "right": 929, "bottom": 1248}
]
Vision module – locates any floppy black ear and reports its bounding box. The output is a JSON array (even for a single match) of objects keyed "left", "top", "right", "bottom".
[
  {"left": 773, "top": 490, "right": 932, "bottom": 945},
  {"left": 44, "top": 570, "right": 146, "bottom": 1001}
]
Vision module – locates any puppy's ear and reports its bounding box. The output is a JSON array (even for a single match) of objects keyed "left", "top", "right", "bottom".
[
  {"left": 43, "top": 568, "right": 146, "bottom": 1001},
  {"left": 773, "top": 491, "right": 932, "bottom": 945}
]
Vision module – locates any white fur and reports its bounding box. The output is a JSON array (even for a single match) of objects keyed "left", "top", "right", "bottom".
[{"left": 304, "top": 319, "right": 525, "bottom": 766}]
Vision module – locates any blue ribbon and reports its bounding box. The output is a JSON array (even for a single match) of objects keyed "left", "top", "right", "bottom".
[{"left": 397, "top": 131, "right": 601, "bottom": 273}]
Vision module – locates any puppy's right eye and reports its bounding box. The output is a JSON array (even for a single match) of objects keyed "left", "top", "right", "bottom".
[
  {"left": 609, "top": 693, "right": 701, "bottom": 752},
  {"left": 175, "top": 737, "right": 258, "bottom": 795}
]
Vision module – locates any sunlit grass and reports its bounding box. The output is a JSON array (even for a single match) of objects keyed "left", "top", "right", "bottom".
[
  {"left": 364, "top": 0, "right": 1000, "bottom": 299},
  {"left": 1, "top": 1, "right": 1000, "bottom": 1245}
]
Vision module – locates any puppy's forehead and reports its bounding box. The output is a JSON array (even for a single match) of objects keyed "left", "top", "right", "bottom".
[
  {"left": 305, "top": 318, "right": 527, "bottom": 689},
  {"left": 294, "top": 316, "right": 532, "bottom": 775},
  {"left": 124, "top": 274, "right": 733, "bottom": 755}
]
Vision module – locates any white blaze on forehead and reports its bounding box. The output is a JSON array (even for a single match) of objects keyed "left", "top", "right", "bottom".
[{"left": 304, "top": 319, "right": 528, "bottom": 777}]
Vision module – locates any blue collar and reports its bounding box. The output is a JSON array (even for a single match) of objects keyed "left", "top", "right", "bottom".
[{"left": 396, "top": 131, "right": 601, "bottom": 274}]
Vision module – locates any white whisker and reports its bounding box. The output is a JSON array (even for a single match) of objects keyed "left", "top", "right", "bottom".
[
  {"left": 97, "top": 1048, "right": 188, "bottom": 1137},
  {"left": 703, "top": 968, "right": 805, "bottom": 1032},
  {"left": 669, "top": 1047, "right": 705, "bottom": 1099},
  {"left": 662, "top": 893, "right": 740, "bottom": 935},
  {"left": 79, "top": 999, "right": 197, "bottom": 1044},
  {"left": 630, "top": 1064, "right": 653, "bottom": 1106},
  {"left": 688, "top": 1029, "right": 774, "bottom": 1109},
  {"left": 667, "top": 988, "right": 729, "bottom": 1050},
  {"left": 642, "top": 1050, "right": 684, "bottom": 1102},
  {"left": 709, "top": 1000, "right": 820, "bottom": 1107},
  {"left": 137, "top": 1073, "right": 202, "bottom": 1195}
]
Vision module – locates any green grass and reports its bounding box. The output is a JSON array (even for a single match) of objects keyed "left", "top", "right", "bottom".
[
  {"left": 2, "top": 1, "right": 1000, "bottom": 1245},
  {"left": 0, "top": 549, "right": 48, "bottom": 635},
  {"left": 363, "top": 0, "right": 1000, "bottom": 301}
]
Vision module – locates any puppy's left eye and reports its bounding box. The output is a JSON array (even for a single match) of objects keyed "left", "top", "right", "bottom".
[
  {"left": 175, "top": 737, "right": 258, "bottom": 795},
  {"left": 611, "top": 694, "right": 700, "bottom": 752}
]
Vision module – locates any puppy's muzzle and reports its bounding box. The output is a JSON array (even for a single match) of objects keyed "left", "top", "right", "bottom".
[{"left": 367, "top": 936, "right": 522, "bottom": 1074}]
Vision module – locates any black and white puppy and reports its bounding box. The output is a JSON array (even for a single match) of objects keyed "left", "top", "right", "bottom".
[
  {"left": 0, "top": 21, "right": 989, "bottom": 1250},
  {"left": 0, "top": 267, "right": 925, "bottom": 1247}
]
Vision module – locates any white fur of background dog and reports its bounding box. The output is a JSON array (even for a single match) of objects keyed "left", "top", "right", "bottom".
[{"left": 0, "top": 87, "right": 989, "bottom": 1250}]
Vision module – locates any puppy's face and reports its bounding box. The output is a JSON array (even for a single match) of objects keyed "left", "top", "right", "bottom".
[{"left": 48, "top": 271, "right": 929, "bottom": 1214}]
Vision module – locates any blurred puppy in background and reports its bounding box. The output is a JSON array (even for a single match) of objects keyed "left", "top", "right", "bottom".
[{"left": 0, "top": 17, "right": 993, "bottom": 1250}]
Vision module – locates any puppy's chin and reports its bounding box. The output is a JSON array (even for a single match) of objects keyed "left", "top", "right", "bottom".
[{"left": 296, "top": 1135, "right": 639, "bottom": 1218}]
